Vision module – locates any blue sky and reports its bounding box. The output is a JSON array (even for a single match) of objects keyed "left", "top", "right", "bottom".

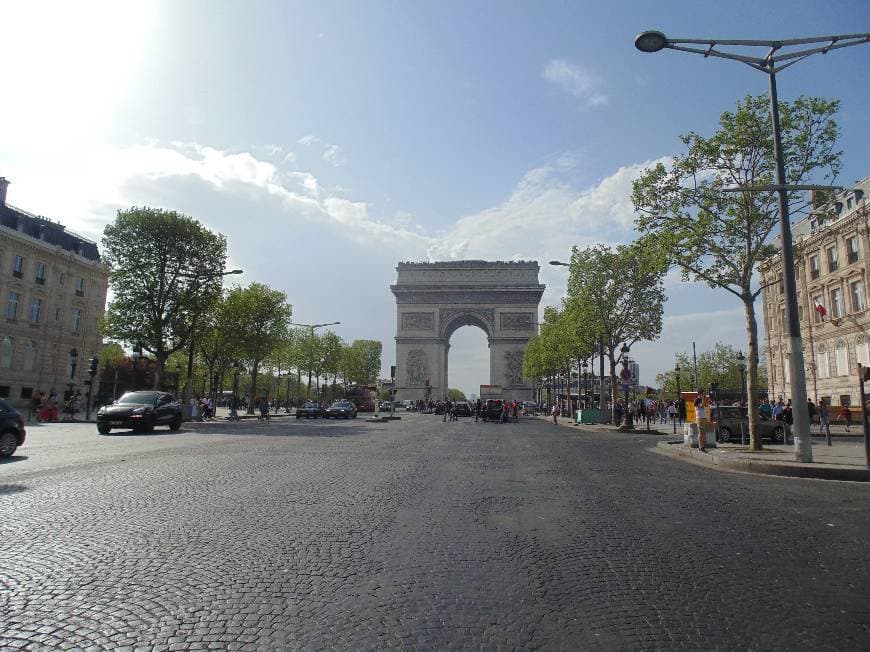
[{"left": 1, "top": 0, "right": 868, "bottom": 396}]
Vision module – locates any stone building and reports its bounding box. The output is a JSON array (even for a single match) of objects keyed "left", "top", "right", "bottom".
[
  {"left": 0, "top": 178, "right": 108, "bottom": 410},
  {"left": 760, "top": 176, "right": 869, "bottom": 409}
]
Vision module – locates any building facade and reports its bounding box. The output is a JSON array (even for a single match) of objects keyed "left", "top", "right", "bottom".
[
  {"left": 760, "top": 177, "right": 869, "bottom": 409},
  {"left": 0, "top": 178, "right": 108, "bottom": 409}
]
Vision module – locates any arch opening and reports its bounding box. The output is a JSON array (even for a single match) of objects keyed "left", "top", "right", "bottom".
[{"left": 447, "top": 325, "right": 490, "bottom": 400}]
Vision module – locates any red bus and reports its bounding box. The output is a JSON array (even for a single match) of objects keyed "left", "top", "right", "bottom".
[{"left": 345, "top": 385, "right": 377, "bottom": 412}]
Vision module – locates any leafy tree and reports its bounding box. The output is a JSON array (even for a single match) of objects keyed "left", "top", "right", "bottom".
[
  {"left": 98, "top": 342, "right": 126, "bottom": 372},
  {"left": 101, "top": 207, "right": 227, "bottom": 388},
  {"left": 565, "top": 240, "right": 667, "bottom": 422},
  {"left": 632, "top": 95, "right": 840, "bottom": 450},
  {"left": 220, "top": 283, "right": 291, "bottom": 412},
  {"left": 341, "top": 340, "right": 382, "bottom": 386},
  {"left": 655, "top": 342, "right": 768, "bottom": 398},
  {"left": 319, "top": 331, "right": 344, "bottom": 401},
  {"left": 447, "top": 388, "right": 466, "bottom": 401}
]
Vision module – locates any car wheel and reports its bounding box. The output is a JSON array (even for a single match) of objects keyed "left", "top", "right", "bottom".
[
  {"left": 0, "top": 431, "right": 18, "bottom": 457},
  {"left": 719, "top": 427, "right": 732, "bottom": 443},
  {"left": 169, "top": 416, "right": 182, "bottom": 431},
  {"left": 772, "top": 426, "right": 785, "bottom": 443},
  {"left": 97, "top": 424, "right": 111, "bottom": 435},
  {"left": 352, "top": 414, "right": 357, "bottom": 419},
  {"left": 296, "top": 413, "right": 301, "bottom": 419}
]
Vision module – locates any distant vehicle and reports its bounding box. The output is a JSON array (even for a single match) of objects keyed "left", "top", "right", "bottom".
[
  {"left": 379, "top": 401, "right": 392, "bottom": 412},
  {"left": 485, "top": 399, "right": 504, "bottom": 421},
  {"left": 325, "top": 400, "right": 357, "bottom": 419},
  {"left": 402, "top": 400, "right": 415, "bottom": 411},
  {"left": 296, "top": 401, "right": 324, "bottom": 419},
  {"left": 345, "top": 385, "right": 377, "bottom": 412},
  {"left": 434, "top": 401, "right": 446, "bottom": 415},
  {"left": 0, "top": 398, "right": 26, "bottom": 457},
  {"left": 522, "top": 401, "right": 538, "bottom": 415},
  {"left": 453, "top": 402, "right": 472, "bottom": 417},
  {"left": 97, "top": 391, "right": 182, "bottom": 435},
  {"left": 714, "top": 406, "right": 789, "bottom": 443}
]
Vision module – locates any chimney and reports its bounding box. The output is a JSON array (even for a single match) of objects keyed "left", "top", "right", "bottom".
[{"left": 0, "top": 177, "right": 8, "bottom": 207}]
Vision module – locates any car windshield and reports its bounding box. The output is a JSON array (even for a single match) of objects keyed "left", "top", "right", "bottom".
[
  {"left": 0, "top": 398, "right": 13, "bottom": 412},
  {"left": 117, "top": 392, "right": 159, "bottom": 404},
  {"left": 331, "top": 401, "right": 351, "bottom": 407},
  {"left": 304, "top": 401, "right": 318, "bottom": 407}
]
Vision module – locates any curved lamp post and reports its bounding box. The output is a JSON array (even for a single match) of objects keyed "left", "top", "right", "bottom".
[
  {"left": 634, "top": 30, "right": 870, "bottom": 462},
  {"left": 618, "top": 342, "right": 633, "bottom": 430},
  {"left": 290, "top": 321, "right": 341, "bottom": 400}
]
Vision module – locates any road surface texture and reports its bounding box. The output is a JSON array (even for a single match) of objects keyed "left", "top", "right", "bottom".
[{"left": 2, "top": 414, "right": 869, "bottom": 650}]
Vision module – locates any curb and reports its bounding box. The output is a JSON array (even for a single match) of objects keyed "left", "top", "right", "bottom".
[{"left": 653, "top": 441, "right": 870, "bottom": 482}]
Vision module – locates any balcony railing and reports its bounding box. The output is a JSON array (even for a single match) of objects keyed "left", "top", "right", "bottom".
[
  {"left": 75, "top": 289, "right": 84, "bottom": 297},
  {"left": 35, "top": 277, "right": 45, "bottom": 285},
  {"left": 12, "top": 270, "right": 22, "bottom": 278},
  {"left": 848, "top": 251, "right": 859, "bottom": 264}
]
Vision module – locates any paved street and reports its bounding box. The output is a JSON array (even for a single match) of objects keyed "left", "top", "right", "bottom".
[{"left": 3, "top": 414, "right": 870, "bottom": 650}]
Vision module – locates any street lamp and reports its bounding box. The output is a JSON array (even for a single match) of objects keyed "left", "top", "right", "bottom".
[
  {"left": 737, "top": 350, "right": 747, "bottom": 407},
  {"left": 290, "top": 321, "right": 341, "bottom": 400},
  {"left": 675, "top": 364, "right": 682, "bottom": 430},
  {"left": 183, "top": 269, "right": 243, "bottom": 404},
  {"left": 581, "top": 359, "right": 588, "bottom": 407},
  {"left": 174, "top": 362, "right": 182, "bottom": 395},
  {"left": 633, "top": 30, "right": 870, "bottom": 463},
  {"left": 618, "top": 342, "right": 633, "bottom": 430}
]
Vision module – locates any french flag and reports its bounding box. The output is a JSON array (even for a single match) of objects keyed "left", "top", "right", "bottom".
[{"left": 814, "top": 299, "right": 827, "bottom": 320}]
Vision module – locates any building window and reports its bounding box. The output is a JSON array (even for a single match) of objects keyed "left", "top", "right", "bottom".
[
  {"left": 35, "top": 262, "right": 46, "bottom": 285},
  {"left": 0, "top": 386, "right": 9, "bottom": 398},
  {"left": 846, "top": 236, "right": 859, "bottom": 264},
  {"left": 68, "top": 348, "right": 79, "bottom": 380},
  {"left": 71, "top": 308, "right": 82, "bottom": 333},
  {"left": 835, "top": 339, "right": 848, "bottom": 376},
  {"left": 851, "top": 280, "right": 866, "bottom": 312},
  {"left": 59, "top": 272, "right": 65, "bottom": 286},
  {"left": 13, "top": 254, "right": 24, "bottom": 278},
  {"left": 857, "top": 335, "right": 870, "bottom": 367},
  {"left": 6, "top": 291, "right": 20, "bottom": 319},
  {"left": 839, "top": 394, "right": 852, "bottom": 407},
  {"left": 0, "top": 336, "right": 13, "bottom": 368},
  {"left": 55, "top": 306, "right": 61, "bottom": 321},
  {"left": 827, "top": 246, "right": 839, "bottom": 273},
  {"left": 22, "top": 340, "right": 36, "bottom": 371},
  {"left": 847, "top": 197, "right": 853, "bottom": 210},
  {"left": 816, "top": 344, "right": 829, "bottom": 379},
  {"left": 830, "top": 288, "right": 843, "bottom": 319},
  {"left": 20, "top": 387, "right": 33, "bottom": 400},
  {"left": 798, "top": 304, "right": 804, "bottom": 322},
  {"left": 810, "top": 255, "right": 820, "bottom": 280},
  {"left": 75, "top": 277, "right": 85, "bottom": 297},
  {"left": 30, "top": 297, "right": 43, "bottom": 324},
  {"left": 812, "top": 295, "right": 823, "bottom": 323}
]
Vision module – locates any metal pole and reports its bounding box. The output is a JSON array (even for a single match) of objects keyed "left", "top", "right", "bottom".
[
  {"left": 859, "top": 366, "right": 870, "bottom": 468},
  {"left": 768, "top": 65, "right": 812, "bottom": 463},
  {"left": 184, "top": 316, "right": 196, "bottom": 402},
  {"left": 692, "top": 341, "right": 698, "bottom": 389},
  {"left": 599, "top": 340, "right": 606, "bottom": 417}
]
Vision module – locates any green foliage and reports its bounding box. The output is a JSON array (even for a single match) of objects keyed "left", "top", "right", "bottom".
[
  {"left": 341, "top": 339, "right": 382, "bottom": 385},
  {"left": 632, "top": 94, "right": 840, "bottom": 450},
  {"left": 655, "top": 343, "right": 768, "bottom": 397},
  {"left": 101, "top": 206, "right": 227, "bottom": 387},
  {"left": 447, "top": 388, "right": 466, "bottom": 401},
  {"left": 99, "top": 342, "right": 126, "bottom": 371}
]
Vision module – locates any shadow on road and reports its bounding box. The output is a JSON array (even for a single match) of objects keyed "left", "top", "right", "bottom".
[
  {"left": 0, "top": 482, "right": 28, "bottom": 494},
  {"left": 0, "top": 455, "right": 29, "bottom": 465}
]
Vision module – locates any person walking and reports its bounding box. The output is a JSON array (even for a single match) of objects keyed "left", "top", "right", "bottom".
[
  {"left": 551, "top": 401, "right": 560, "bottom": 425},
  {"left": 836, "top": 405, "right": 852, "bottom": 432},
  {"left": 818, "top": 398, "right": 831, "bottom": 445}
]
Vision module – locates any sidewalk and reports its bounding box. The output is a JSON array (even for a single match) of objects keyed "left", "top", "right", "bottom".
[{"left": 543, "top": 414, "right": 870, "bottom": 481}]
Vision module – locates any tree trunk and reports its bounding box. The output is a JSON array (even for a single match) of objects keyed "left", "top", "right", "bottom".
[
  {"left": 743, "top": 294, "right": 763, "bottom": 451},
  {"left": 153, "top": 350, "right": 168, "bottom": 390},
  {"left": 248, "top": 360, "right": 260, "bottom": 414}
]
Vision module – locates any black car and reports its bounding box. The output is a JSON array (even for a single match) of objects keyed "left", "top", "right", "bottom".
[
  {"left": 453, "top": 402, "right": 472, "bottom": 417},
  {"left": 379, "top": 401, "right": 393, "bottom": 413},
  {"left": 484, "top": 399, "right": 504, "bottom": 421},
  {"left": 296, "top": 401, "right": 324, "bottom": 419},
  {"left": 0, "top": 398, "right": 26, "bottom": 457},
  {"left": 325, "top": 400, "right": 358, "bottom": 419},
  {"left": 97, "top": 391, "right": 183, "bottom": 434}
]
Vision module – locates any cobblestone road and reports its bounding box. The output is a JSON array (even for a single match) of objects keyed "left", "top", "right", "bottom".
[{"left": 2, "top": 414, "right": 870, "bottom": 649}]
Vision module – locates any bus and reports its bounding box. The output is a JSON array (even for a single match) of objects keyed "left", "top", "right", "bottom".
[{"left": 345, "top": 385, "right": 377, "bottom": 412}]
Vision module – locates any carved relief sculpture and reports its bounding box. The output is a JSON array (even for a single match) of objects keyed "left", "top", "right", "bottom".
[
  {"left": 406, "top": 349, "right": 428, "bottom": 384},
  {"left": 500, "top": 312, "right": 534, "bottom": 331},
  {"left": 402, "top": 312, "right": 434, "bottom": 330},
  {"left": 504, "top": 350, "right": 524, "bottom": 385}
]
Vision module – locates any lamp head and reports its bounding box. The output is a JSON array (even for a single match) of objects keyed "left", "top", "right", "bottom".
[
  {"left": 549, "top": 260, "right": 570, "bottom": 267},
  {"left": 635, "top": 30, "right": 668, "bottom": 53}
]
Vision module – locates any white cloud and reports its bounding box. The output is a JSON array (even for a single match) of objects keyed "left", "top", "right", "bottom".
[
  {"left": 297, "top": 134, "right": 318, "bottom": 146},
  {"left": 283, "top": 151, "right": 297, "bottom": 165},
  {"left": 543, "top": 59, "right": 608, "bottom": 108},
  {"left": 322, "top": 144, "right": 347, "bottom": 167}
]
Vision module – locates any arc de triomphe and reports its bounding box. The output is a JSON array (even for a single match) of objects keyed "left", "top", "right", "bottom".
[{"left": 391, "top": 261, "right": 545, "bottom": 402}]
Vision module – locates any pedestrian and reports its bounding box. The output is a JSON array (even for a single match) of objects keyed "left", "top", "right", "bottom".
[
  {"left": 474, "top": 399, "right": 481, "bottom": 422},
  {"left": 836, "top": 405, "right": 852, "bottom": 432},
  {"left": 818, "top": 398, "right": 830, "bottom": 445},
  {"left": 667, "top": 401, "right": 675, "bottom": 425},
  {"left": 260, "top": 397, "right": 270, "bottom": 421},
  {"left": 551, "top": 401, "right": 560, "bottom": 424},
  {"left": 694, "top": 390, "right": 710, "bottom": 452}
]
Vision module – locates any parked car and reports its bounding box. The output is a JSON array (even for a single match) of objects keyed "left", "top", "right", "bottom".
[
  {"left": 97, "top": 391, "right": 183, "bottom": 435},
  {"left": 0, "top": 398, "right": 26, "bottom": 457},
  {"left": 434, "top": 401, "right": 446, "bottom": 415},
  {"left": 325, "top": 400, "right": 358, "bottom": 419},
  {"left": 714, "top": 406, "right": 789, "bottom": 443},
  {"left": 402, "top": 400, "right": 416, "bottom": 411},
  {"left": 296, "top": 401, "right": 324, "bottom": 419},
  {"left": 453, "top": 402, "right": 472, "bottom": 417},
  {"left": 522, "top": 401, "right": 538, "bottom": 415},
  {"left": 484, "top": 399, "right": 504, "bottom": 421},
  {"left": 379, "top": 401, "right": 393, "bottom": 413}
]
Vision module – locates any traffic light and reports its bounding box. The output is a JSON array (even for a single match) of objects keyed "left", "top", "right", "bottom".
[{"left": 88, "top": 357, "right": 99, "bottom": 376}]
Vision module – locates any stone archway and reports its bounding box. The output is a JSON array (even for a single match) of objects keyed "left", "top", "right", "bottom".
[{"left": 391, "top": 261, "right": 545, "bottom": 402}]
